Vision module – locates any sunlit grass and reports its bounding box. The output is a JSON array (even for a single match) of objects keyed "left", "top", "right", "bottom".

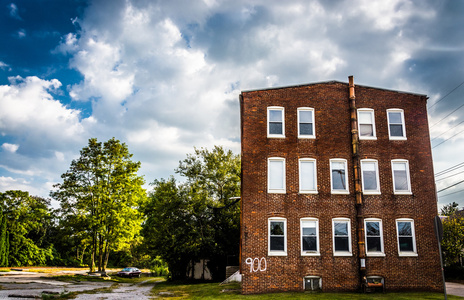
[{"left": 151, "top": 281, "right": 462, "bottom": 300}]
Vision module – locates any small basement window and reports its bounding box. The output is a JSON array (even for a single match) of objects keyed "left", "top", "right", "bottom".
[
  {"left": 304, "top": 276, "right": 321, "bottom": 291},
  {"left": 364, "top": 276, "right": 384, "bottom": 293}
]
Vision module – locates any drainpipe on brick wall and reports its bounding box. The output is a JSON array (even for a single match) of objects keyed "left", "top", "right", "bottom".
[{"left": 348, "top": 76, "right": 366, "bottom": 289}]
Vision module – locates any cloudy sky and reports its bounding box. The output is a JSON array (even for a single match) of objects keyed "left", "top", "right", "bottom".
[{"left": 1, "top": 0, "right": 463, "bottom": 210}]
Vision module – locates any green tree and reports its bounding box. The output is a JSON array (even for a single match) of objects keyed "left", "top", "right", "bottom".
[
  {"left": 51, "top": 138, "right": 146, "bottom": 272},
  {"left": 441, "top": 215, "right": 464, "bottom": 266},
  {"left": 441, "top": 202, "right": 460, "bottom": 216},
  {"left": 0, "top": 190, "right": 53, "bottom": 266},
  {"left": 142, "top": 146, "right": 240, "bottom": 280}
]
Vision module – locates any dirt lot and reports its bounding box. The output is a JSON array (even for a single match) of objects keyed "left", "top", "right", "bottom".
[{"left": 0, "top": 268, "right": 159, "bottom": 299}]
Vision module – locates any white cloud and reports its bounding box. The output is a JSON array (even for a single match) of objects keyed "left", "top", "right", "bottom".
[
  {"left": 8, "top": 3, "right": 22, "bottom": 20},
  {"left": 2, "top": 143, "right": 19, "bottom": 153}
]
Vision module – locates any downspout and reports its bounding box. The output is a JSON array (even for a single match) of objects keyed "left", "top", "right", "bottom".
[{"left": 348, "top": 76, "right": 366, "bottom": 288}]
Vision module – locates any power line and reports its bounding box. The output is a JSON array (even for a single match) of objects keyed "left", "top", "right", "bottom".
[
  {"left": 435, "top": 170, "right": 464, "bottom": 181},
  {"left": 430, "top": 101, "right": 464, "bottom": 129},
  {"left": 428, "top": 79, "right": 464, "bottom": 110},
  {"left": 432, "top": 127, "right": 464, "bottom": 149},
  {"left": 431, "top": 120, "right": 464, "bottom": 141},
  {"left": 439, "top": 188, "right": 464, "bottom": 198},
  {"left": 437, "top": 179, "right": 464, "bottom": 193},
  {"left": 435, "top": 161, "right": 464, "bottom": 177}
]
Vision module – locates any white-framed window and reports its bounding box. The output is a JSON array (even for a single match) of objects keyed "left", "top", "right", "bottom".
[
  {"left": 268, "top": 217, "right": 287, "bottom": 256},
  {"left": 299, "top": 158, "right": 317, "bottom": 193},
  {"left": 364, "top": 218, "right": 385, "bottom": 256},
  {"left": 391, "top": 159, "right": 412, "bottom": 194},
  {"left": 330, "top": 159, "right": 349, "bottom": 194},
  {"left": 268, "top": 157, "right": 286, "bottom": 193},
  {"left": 358, "top": 108, "right": 376, "bottom": 139},
  {"left": 267, "top": 107, "right": 285, "bottom": 138},
  {"left": 332, "top": 218, "right": 352, "bottom": 256},
  {"left": 298, "top": 107, "right": 315, "bottom": 138},
  {"left": 301, "top": 218, "right": 319, "bottom": 256},
  {"left": 304, "top": 276, "right": 321, "bottom": 291},
  {"left": 361, "top": 159, "right": 380, "bottom": 194},
  {"left": 396, "top": 218, "right": 417, "bottom": 256},
  {"left": 387, "top": 109, "right": 407, "bottom": 140}
]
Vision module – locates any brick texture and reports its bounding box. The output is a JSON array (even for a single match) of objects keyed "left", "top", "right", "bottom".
[{"left": 240, "top": 81, "right": 443, "bottom": 294}]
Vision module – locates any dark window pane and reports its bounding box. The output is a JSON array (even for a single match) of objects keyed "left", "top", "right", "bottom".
[
  {"left": 363, "top": 170, "right": 377, "bottom": 190},
  {"left": 390, "top": 124, "right": 403, "bottom": 136},
  {"left": 312, "top": 278, "right": 320, "bottom": 290},
  {"left": 335, "top": 236, "right": 349, "bottom": 251},
  {"left": 360, "top": 124, "right": 373, "bottom": 136},
  {"left": 303, "top": 236, "right": 317, "bottom": 251},
  {"left": 399, "top": 237, "right": 414, "bottom": 252},
  {"left": 398, "top": 222, "right": 411, "bottom": 235},
  {"left": 332, "top": 169, "right": 346, "bottom": 190},
  {"left": 366, "top": 222, "right": 380, "bottom": 236},
  {"left": 269, "top": 122, "right": 282, "bottom": 135},
  {"left": 271, "top": 222, "right": 284, "bottom": 235},
  {"left": 367, "top": 237, "right": 382, "bottom": 252},
  {"left": 300, "top": 123, "right": 313, "bottom": 135},
  {"left": 270, "top": 236, "right": 284, "bottom": 251}
]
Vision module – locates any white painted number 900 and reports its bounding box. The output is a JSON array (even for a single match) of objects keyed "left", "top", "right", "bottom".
[{"left": 245, "top": 257, "right": 267, "bottom": 272}]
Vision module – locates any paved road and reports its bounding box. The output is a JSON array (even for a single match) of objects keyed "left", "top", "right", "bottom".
[{"left": 446, "top": 282, "right": 464, "bottom": 298}]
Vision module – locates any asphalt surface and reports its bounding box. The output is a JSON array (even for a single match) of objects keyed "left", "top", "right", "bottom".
[{"left": 446, "top": 282, "right": 464, "bottom": 298}]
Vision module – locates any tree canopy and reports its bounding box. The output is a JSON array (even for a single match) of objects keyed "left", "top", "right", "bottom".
[
  {"left": 0, "top": 190, "right": 53, "bottom": 267},
  {"left": 142, "top": 146, "right": 240, "bottom": 280},
  {"left": 51, "top": 137, "right": 146, "bottom": 272}
]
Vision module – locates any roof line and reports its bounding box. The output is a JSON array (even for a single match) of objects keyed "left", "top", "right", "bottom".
[{"left": 241, "top": 80, "right": 427, "bottom": 97}]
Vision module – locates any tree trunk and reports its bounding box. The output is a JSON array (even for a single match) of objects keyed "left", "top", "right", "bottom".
[{"left": 103, "top": 240, "right": 110, "bottom": 272}]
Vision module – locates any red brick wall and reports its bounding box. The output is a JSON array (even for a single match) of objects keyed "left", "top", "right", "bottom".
[{"left": 240, "top": 81, "right": 443, "bottom": 294}]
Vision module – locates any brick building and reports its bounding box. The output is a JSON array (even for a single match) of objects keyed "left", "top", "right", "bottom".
[{"left": 239, "top": 77, "right": 443, "bottom": 294}]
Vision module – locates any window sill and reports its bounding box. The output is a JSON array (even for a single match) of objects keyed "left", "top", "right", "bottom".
[
  {"left": 267, "top": 135, "right": 286, "bottom": 139},
  {"left": 398, "top": 253, "right": 418, "bottom": 257},
  {"left": 298, "top": 136, "right": 316, "bottom": 139},
  {"left": 363, "top": 191, "right": 381, "bottom": 195},
  {"left": 389, "top": 137, "right": 407, "bottom": 141},
  {"left": 268, "top": 252, "right": 287, "bottom": 256},
  {"left": 299, "top": 191, "right": 318, "bottom": 194},
  {"left": 393, "top": 191, "right": 412, "bottom": 195},
  {"left": 333, "top": 252, "right": 352, "bottom": 257},
  {"left": 366, "top": 253, "right": 385, "bottom": 257},
  {"left": 268, "top": 190, "right": 286, "bottom": 194},
  {"left": 301, "top": 252, "right": 320, "bottom": 256},
  {"left": 359, "top": 137, "right": 377, "bottom": 140},
  {"left": 331, "top": 191, "right": 350, "bottom": 195}
]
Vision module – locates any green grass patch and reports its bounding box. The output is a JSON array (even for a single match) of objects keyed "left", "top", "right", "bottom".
[{"left": 151, "top": 281, "right": 462, "bottom": 300}]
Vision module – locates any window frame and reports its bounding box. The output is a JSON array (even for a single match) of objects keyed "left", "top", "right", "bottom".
[
  {"left": 299, "top": 158, "right": 318, "bottom": 194},
  {"left": 304, "top": 276, "right": 322, "bottom": 291},
  {"left": 396, "top": 218, "right": 418, "bottom": 257},
  {"left": 391, "top": 159, "right": 412, "bottom": 195},
  {"left": 364, "top": 218, "right": 385, "bottom": 257},
  {"left": 330, "top": 159, "right": 349, "bottom": 194},
  {"left": 332, "top": 218, "right": 352, "bottom": 256},
  {"left": 357, "top": 108, "right": 377, "bottom": 140},
  {"left": 297, "top": 107, "right": 315, "bottom": 139},
  {"left": 300, "top": 218, "right": 320, "bottom": 256},
  {"left": 267, "top": 106, "right": 285, "bottom": 138},
  {"left": 360, "top": 159, "right": 381, "bottom": 195},
  {"left": 387, "top": 109, "right": 407, "bottom": 140},
  {"left": 268, "top": 157, "right": 286, "bottom": 194},
  {"left": 268, "top": 217, "right": 287, "bottom": 256}
]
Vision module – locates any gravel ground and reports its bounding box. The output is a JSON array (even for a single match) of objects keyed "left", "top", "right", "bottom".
[{"left": 0, "top": 271, "right": 156, "bottom": 300}]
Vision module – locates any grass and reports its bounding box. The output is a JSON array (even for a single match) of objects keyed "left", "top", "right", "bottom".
[{"left": 151, "top": 281, "right": 463, "bottom": 300}]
